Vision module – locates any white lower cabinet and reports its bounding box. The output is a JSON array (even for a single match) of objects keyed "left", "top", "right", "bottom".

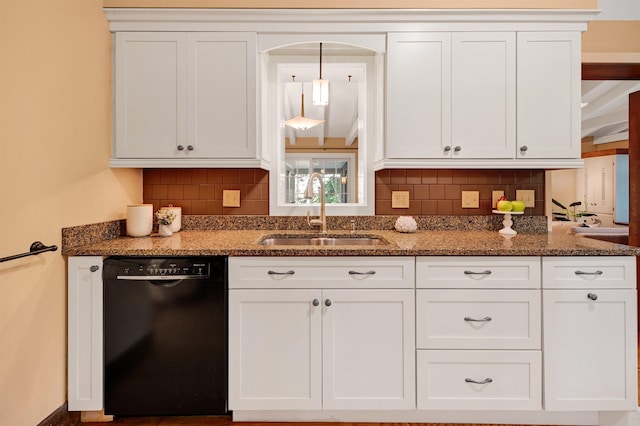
[
  {"left": 417, "top": 350, "right": 542, "bottom": 410},
  {"left": 542, "top": 257, "right": 638, "bottom": 411},
  {"left": 67, "top": 256, "right": 104, "bottom": 411},
  {"left": 228, "top": 257, "right": 416, "bottom": 411},
  {"left": 415, "top": 257, "right": 542, "bottom": 411},
  {"left": 227, "top": 255, "right": 638, "bottom": 425}
]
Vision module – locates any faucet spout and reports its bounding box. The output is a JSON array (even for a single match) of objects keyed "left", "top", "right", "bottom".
[{"left": 304, "top": 172, "right": 327, "bottom": 234}]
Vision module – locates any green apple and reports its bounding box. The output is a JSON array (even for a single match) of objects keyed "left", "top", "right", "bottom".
[
  {"left": 496, "top": 198, "right": 513, "bottom": 212},
  {"left": 511, "top": 200, "right": 526, "bottom": 212}
]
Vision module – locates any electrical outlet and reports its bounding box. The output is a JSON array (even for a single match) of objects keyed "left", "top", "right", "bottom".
[
  {"left": 516, "top": 189, "right": 535, "bottom": 208},
  {"left": 391, "top": 191, "right": 410, "bottom": 209},
  {"left": 222, "top": 190, "right": 241, "bottom": 207},
  {"left": 461, "top": 191, "right": 480, "bottom": 208},
  {"left": 492, "top": 190, "right": 505, "bottom": 209}
]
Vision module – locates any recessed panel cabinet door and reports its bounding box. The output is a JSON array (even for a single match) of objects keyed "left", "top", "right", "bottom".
[
  {"left": 451, "top": 32, "right": 516, "bottom": 159},
  {"left": 517, "top": 32, "right": 580, "bottom": 159},
  {"left": 187, "top": 33, "right": 256, "bottom": 158},
  {"left": 386, "top": 33, "right": 451, "bottom": 158},
  {"left": 228, "top": 290, "right": 322, "bottom": 410},
  {"left": 322, "top": 289, "right": 416, "bottom": 410},
  {"left": 543, "top": 289, "right": 638, "bottom": 410},
  {"left": 115, "top": 32, "right": 187, "bottom": 158},
  {"left": 68, "top": 257, "right": 103, "bottom": 411}
]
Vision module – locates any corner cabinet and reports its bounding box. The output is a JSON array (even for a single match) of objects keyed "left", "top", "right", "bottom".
[
  {"left": 383, "top": 30, "right": 582, "bottom": 169},
  {"left": 67, "top": 256, "right": 104, "bottom": 411},
  {"left": 111, "top": 32, "right": 262, "bottom": 168},
  {"left": 228, "top": 257, "right": 416, "bottom": 411}
]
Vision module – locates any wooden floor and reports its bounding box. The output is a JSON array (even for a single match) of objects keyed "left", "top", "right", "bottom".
[{"left": 83, "top": 339, "right": 640, "bottom": 426}]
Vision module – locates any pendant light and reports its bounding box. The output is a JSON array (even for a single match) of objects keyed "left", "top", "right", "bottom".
[
  {"left": 312, "top": 43, "right": 329, "bottom": 106},
  {"left": 285, "top": 78, "right": 325, "bottom": 131}
]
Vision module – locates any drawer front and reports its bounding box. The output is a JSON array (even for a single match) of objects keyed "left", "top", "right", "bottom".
[
  {"left": 416, "top": 289, "right": 541, "bottom": 349},
  {"left": 417, "top": 350, "right": 542, "bottom": 411},
  {"left": 542, "top": 256, "right": 636, "bottom": 289},
  {"left": 417, "top": 257, "right": 541, "bottom": 289},
  {"left": 229, "top": 256, "right": 415, "bottom": 289}
]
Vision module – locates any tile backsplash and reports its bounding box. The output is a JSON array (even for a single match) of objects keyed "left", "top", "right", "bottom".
[
  {"left": 375, "top": 169, "right": 545, "bottom": 216},
  {"left": 143, "top": 169, "right": 269, "bottom": 215},
  {"left": 143, "top": 168, "right": 544, "bottom": 216}
]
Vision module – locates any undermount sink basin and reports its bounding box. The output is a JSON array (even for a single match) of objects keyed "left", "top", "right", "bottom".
[{"left": 258, "top": 235, "right": 388, "bottom": 246}]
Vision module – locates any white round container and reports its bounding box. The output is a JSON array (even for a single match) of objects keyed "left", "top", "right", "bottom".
[
  {"left": 126, "top": 204, "right": 153, "bottom": 237},
  {"left": 160, "top": 205, "right": 182, "bottom": 232}
]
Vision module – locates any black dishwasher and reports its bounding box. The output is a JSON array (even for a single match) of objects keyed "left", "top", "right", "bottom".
[{"left": 103, "top": 256, "right": 227, "bottom": 417}]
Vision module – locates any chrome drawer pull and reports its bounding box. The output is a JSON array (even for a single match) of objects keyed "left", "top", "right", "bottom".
[
  {"left": 267, "top": 270, "right": 295, "bottom": 275},
  {"left": 348, "top": 270, "right": 376, "bottom": 275},
  {"left": 464, "top": 316, "right": 492, "bottom": 322},
  {"left": 464, "top": 270, "right": 492, "bottom": 275},
  {"left": 587, "top": 293, "right": 598, "bottom": 301},
  {"left": 575, "top": 270, "right": 603, "bottom": 276},
  {"left": 465, "top": 378, "right": 493, "bottom": 385}
]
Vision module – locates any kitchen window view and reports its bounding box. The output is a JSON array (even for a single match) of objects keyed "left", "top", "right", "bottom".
[{"left": 285, "top": 154, "right": 355, "bottom": 204}]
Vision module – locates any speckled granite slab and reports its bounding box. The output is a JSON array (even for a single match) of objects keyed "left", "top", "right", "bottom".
[
  {"left": 62, "top": 214, "right": 548, "bottom": 249},
  {"left": 62, "top": 216, "right": 640, "bottom": 257}
]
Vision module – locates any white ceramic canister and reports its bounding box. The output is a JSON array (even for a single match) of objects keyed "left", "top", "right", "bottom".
[
  {"left": 160, "top": 205, "right": 182, "bottom": 232},
  {"left": 126, "top": 204, "right": 154, "bottom": 237}
]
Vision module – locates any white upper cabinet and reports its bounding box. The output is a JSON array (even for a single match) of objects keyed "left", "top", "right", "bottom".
[
  {"left": 384, "top": 29, "right": 581, "bottom": 169},
  {"left": 386, "top": 32, "right": 451, "bottom": 159},
  {"left": 112, "top": 32, "right": 259, "bottom": 167},
  {"left": 517, "top": 32, "right": 581, "bottom": 159},
  {"left": 451, "top": 32, "right": 516, "bottom": 159}
]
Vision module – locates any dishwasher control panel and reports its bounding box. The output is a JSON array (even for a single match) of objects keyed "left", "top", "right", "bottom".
[{"left": 106, "top": 257, "right": 212, "bottom": 280}]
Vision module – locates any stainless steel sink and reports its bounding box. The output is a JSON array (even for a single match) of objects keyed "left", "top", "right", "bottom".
[{"left": 258, "top": 235, "right": 388, "bottom": 246}]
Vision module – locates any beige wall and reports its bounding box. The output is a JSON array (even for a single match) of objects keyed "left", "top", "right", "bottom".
[
  {"left": 583, "top": 21, "right": 640, "bottom": 62},
  {"left": 0, "top": 1, "right": 140, "bottom": 425}
]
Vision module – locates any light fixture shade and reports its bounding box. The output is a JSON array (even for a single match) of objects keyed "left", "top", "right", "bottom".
[
  {"left": 312, "top": 78, "right": 329, "bottom": 106},
  {"left": 284, "top": 115, "right": 325, "bottom": 131},
  {"left": 285, "top": 91, "right": 325, "bottom": 131}
]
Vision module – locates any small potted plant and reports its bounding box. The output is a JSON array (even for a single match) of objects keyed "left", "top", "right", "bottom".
[{"left": 155, "top": 209, "right": 177, "bottom": 237}]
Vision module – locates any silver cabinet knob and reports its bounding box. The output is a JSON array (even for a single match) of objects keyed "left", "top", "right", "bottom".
[
  {"left": 177, "top": 145, "right": 185, "bottom": 151},
  {"left": 325, "top": 299, "right": 332, "bottom": 307},
  {"left": 520, "top": 145, "right": 528, "bottom": 152},
  {"left": 587, "top": 293, "right": 598, "bottom": 301},
  {"left": 312, "top": 299, "right": 320, "bottom": 306},
  {"left": 187, "top": 145, "right": 194, "bottom": 151},
  {"left": 89, "top": 265, "right": 99, "bottom": 273},
  {"left": 454, "top": 146, "right": 461, "bottom": 152},
  {"left": 444, "top": 146, "right": 451, "bottom": 152}
]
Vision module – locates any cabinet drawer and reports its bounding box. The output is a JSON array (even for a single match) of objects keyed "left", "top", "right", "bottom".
[
  {"left": 229, "top": 257, "right": 415, "bottom": 289},
  {"left": 542, "top": 256, "right": 636, "bottom": 289},
  {"left": 417, "top": 257, "right": 540, "bottom": 289},
  {"left": 416, "top": 289, "right": 540, "bottom": 349},
  {"left": 417, "top": 350, "right": 541, "bottom": 411}
]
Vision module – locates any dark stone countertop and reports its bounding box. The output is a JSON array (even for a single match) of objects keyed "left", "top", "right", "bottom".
[{"left": 62, "top": 228, "right": 640, "bottom": 257}]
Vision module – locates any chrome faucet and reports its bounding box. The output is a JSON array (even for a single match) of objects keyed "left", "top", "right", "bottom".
[{"left": 304, "top": 172, "right": 327, "bottom": 234}]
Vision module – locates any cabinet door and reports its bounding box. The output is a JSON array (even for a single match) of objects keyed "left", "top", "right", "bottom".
[
  {"left": 543, "top": 289, "right": 638, "bottom": 410},
  {"left": 115, "top": 32, "right": 187, "bottom": 158},
  {"left": 584, "top": 155, "right": 615, "bottom": 214},
  {"left": 386, "top": 33, "right": 451, "bottom": 158},
  {"left": 517, "top": 32, "right": 580, "bottom": 159},
  {"left": 322, "top": 289, "right": 415, "bottom": 410},
  {"left": 68, "top": 257, "right": 103, "bottom": 411},
  {"left": 187, "top": 33, "right": 256, "bottom": 158},
  {"left": 451, "top": 32, "right": 515, "bottom": 159},
  {"left": 228, "top": 290, "right": 322, "bottom": 410}
]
